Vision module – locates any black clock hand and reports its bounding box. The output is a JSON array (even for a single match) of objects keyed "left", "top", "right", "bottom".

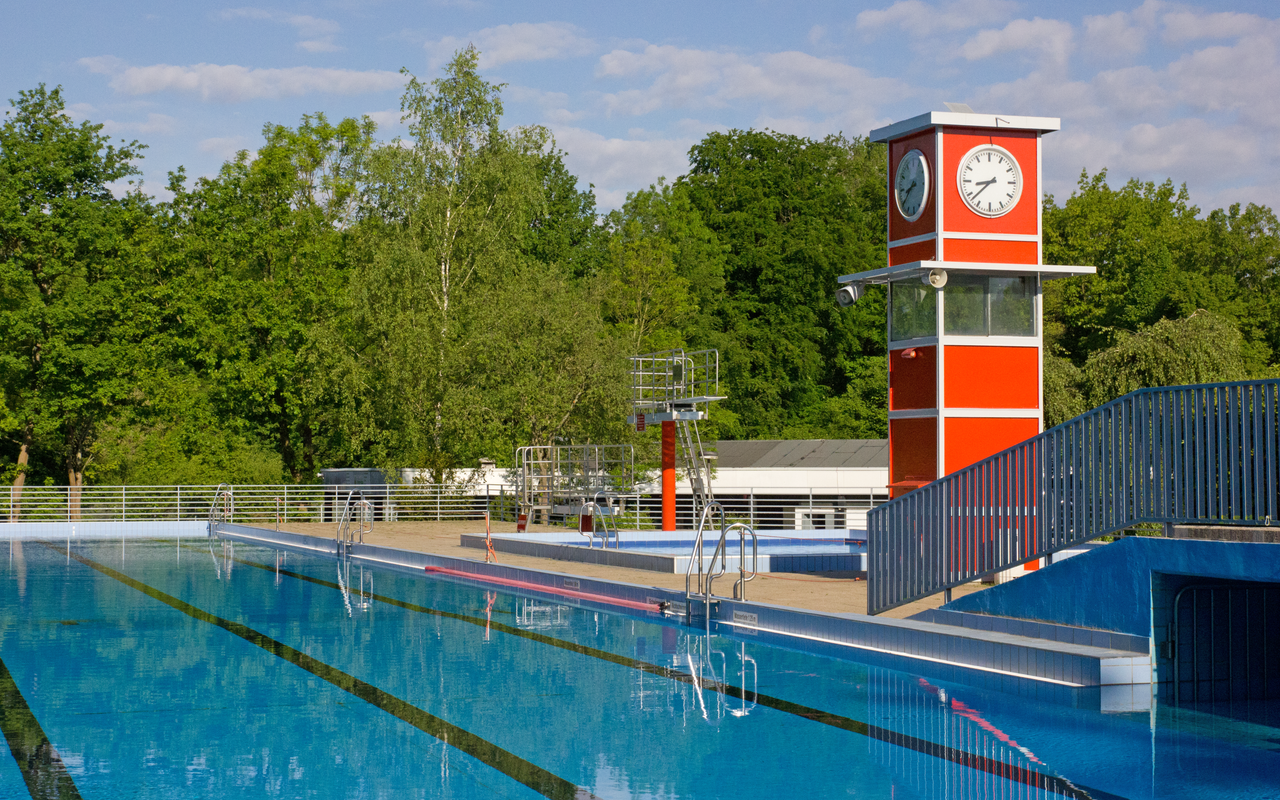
[{"left": 971, "top": 177, "right": 997, "bottom": 198}]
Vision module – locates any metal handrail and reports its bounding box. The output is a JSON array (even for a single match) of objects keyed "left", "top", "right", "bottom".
[
  {"left": 335, "top": 494, "right": 373, "bottom": 551},
  {"left": 577, "top": 490, "right": 622, "bottom": 549},
  {"left": 208, "top": 485, "right": 233, "bottom": 537},
  {"left": 685, "top": 502, "right": 726, "bottom": 604},
  {"left": 706, "top": 522, "right": 758, "bottom": 603},
  {"left": 729, "top": 523, "right": 758, "bottom": 600},
  {"left": 868, "top": 379, "right": 1280, "bottom": 615},
  {"left": 577, "top": 499, "right": 606, "bottom": 548}
]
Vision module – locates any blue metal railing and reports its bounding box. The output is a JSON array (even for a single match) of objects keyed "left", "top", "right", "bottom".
[{"left": 867, "top": 380, "right": 1280, "bottom": 615}]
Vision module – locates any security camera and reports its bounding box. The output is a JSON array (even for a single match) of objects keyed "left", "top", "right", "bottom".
[
  {"left": 835, "top": 283, "right": 862, "bottom": 307},
  {"left": 923, "top": 268, "right": 948, "bottom": 289}
]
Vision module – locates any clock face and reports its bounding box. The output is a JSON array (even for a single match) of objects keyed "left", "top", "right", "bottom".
[
  {"left": 894, "top": 149, "right": 929, "bottom": 222},
  {"left": 957, "top": 144, "right": 1022, "bottom": 218}
]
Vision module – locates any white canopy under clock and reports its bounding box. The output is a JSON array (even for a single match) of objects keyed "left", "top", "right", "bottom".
[{"left": 837, "top": 260, "right": 1096, "bottom": 287}]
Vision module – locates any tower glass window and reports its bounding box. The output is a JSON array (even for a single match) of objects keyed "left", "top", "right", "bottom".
[
  {"left": 889, "top": 280, "right": 937, "bottom": 341},
  {"left": 942, "top": 275, "right": 1035, "bottom": 337}
]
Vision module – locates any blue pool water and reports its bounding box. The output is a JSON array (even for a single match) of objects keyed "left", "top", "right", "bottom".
[{"left": 3, "top": 537, "right": 1280, "bottom": 799}]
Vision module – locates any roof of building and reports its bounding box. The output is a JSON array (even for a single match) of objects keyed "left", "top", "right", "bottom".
[{"left": 714, "top": 439, "right": 888, "bottom": 470}]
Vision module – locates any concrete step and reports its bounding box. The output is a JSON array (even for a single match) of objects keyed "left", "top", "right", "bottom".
[
  {"left": 909, "top": 608, "right": 1150, "bottom": 654},
  {"left": 714, "top": 598, "right": 1153, "bottom": 695}
]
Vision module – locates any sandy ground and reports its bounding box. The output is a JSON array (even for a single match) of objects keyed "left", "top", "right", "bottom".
[{"left": 274, "top": 520, "right": 986, "bottom": 619}]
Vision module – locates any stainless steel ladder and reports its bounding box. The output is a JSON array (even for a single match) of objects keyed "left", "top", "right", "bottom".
[
  {"left": 677, "top": 418, "right": 715, "bottom": 524},
  {"left": 335, "top": 494, "right": 373, "bottom": 553},
  {"left": 685, "top": 502, "right": 758, "bottom": 629}
]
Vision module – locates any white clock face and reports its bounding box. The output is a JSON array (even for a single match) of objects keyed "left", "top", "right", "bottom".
[
  {"left": 957, "top": 144, "right": 1022, "bottom": 218},
  {"left": 894, "top": 149, "right": 929, "bottom": 222}
]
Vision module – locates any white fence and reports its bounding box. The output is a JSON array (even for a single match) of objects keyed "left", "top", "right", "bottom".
[
  {"left": 0, "top": 483, "right": 887, "bottom": 530},
  {"left": 1, "top": 484, "right": 517, "bottom": 525}
]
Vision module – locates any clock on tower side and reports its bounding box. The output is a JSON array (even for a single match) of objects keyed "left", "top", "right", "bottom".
[{"left": 870, "top": 111, "right": 1078, "bottom": 499}]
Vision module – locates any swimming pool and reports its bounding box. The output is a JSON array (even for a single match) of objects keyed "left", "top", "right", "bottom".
[{"left": 3, "top": 536, "right": 1279, "bottom": 798}]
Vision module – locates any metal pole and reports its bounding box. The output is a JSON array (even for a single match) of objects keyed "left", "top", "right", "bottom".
[{"left": 662, "top": 421, "right": 676, "bottom": 530}]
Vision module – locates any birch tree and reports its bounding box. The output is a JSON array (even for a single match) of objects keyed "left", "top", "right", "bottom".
[{"left": 348, "top": 47, "right": 550, "bottom": 475}]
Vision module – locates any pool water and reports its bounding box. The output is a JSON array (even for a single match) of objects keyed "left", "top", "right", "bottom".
[{"left": 2, "top": 537, "right": 1279, "bottom": 799}]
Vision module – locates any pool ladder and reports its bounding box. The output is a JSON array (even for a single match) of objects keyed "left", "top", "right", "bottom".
[
  {"left": 335, "top": 494, "right": 373, "bottom": 554},
  {"left": 207, "top": 484, "right": 233, "bottom": 538},
  {"left": 685, "top": 502, "right": 758, "bottom": 626},
  {"left": 577, "top": 491, "right": 623, "bottom": 549}
]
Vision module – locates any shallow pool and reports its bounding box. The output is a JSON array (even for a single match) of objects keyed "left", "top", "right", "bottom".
[{"left": 2, "top": 537, "right": 1279, "bottom": 798}]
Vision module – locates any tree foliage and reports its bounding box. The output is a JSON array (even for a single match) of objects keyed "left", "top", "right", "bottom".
[{"left": 2, "top": 68, "right": 1279, "bottom": 489}]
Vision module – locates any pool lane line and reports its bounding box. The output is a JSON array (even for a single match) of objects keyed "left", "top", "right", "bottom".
[
  {"left": 44, "top": 543, "right": 596, "bottom": 800},
  {"left": 231, "top": 554, "right": 1123, "bottom": 800},
  {"left": 422, "top": 565, "right": 663, "bottom": 612},
  {"left": 0, "top": 656, "right": 84, "bottom": 800}
]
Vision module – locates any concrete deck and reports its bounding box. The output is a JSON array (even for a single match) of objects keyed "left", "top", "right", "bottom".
[{"left": 273, "top": 520, "right": 975, "bottom": 619}]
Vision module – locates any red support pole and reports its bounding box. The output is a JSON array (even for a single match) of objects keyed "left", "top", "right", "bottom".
[{"left": 662, "top": 421, "right": 676, "bottom": 531}]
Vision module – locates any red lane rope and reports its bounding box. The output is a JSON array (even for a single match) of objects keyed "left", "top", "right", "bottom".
[
  {"left": 755, "top": 572, "right": 864, "bottom": 583},
  {"left": 423, "top": 566, "right": 664, "bottom": 612}
]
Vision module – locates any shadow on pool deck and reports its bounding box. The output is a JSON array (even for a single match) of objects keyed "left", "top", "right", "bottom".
[{"left": 274, "top": 520, "right": 987, "bottom": 619}]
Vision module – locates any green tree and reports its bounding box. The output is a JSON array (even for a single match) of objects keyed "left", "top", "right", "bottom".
[
  {"left": 151, "top": 113, "right": 374, "bottom": 483},
  {"left": 345, "top": 47, "right": 614, "bottom": 476},
  {"left": 0, "top": 85, "right": 153, "bottom": 508},
  {"left": 680, "top": 130, "right": 886, "bottom": 438},
  {"left": 1042, "top": 170, "right": 1272, "bottom": 366}
]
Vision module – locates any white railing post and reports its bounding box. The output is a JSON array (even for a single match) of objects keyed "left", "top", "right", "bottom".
[{"left": 122, "top": 485, "right": 127, "bottom": 522}]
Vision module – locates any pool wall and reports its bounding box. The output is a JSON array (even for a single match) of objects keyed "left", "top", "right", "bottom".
[
  {"left": 0, "top": 520, "right": 208, "bottom": 539},
  {"left": 941, "top": 536, "right": 1280, "bottom": 637},
  {"left": 460, "top": 533, "right": 867, "bottom": 574},
  {"left": 213, "top": 523, "right": 1154, "bottom": 706}
]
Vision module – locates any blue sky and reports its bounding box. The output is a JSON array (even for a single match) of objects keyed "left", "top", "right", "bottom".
[{"left": 5, "top": 0, "right": 1277, "bottom": 212}]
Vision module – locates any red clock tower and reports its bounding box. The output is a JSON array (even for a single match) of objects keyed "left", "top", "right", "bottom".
[{"left": 837, "top": 110, "right": 1094, "bottom": 499}]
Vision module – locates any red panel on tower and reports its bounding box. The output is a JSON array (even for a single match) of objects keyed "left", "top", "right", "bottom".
[
  {"left": 941, "top": 129, "right": 1039, "bottom": 236},
  {"left": 889, "top": 417, "right": 938, "bottom": 493},
  {"left": 941, "top": 239, "right": 1037, "bottom": 264},
  {"left": 889, "top": 239, "right": 938, "bottom": 265},
  {"left": 889, "top": 345, "right": 937, "bottom": 410},
  {"left": 943, "top": 346, "right": 1040, "bottom": 409},
  {"left": 944, "top": 417, "right": 1040, "bottom": 474}
]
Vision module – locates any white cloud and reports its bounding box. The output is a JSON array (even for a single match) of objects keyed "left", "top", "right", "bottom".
[
  {"left": 505, "top": 85, "right": 586, "bottom": 123},
  {"left": 1083, "top": 10, "right": 1149, "bottom": 58},
  {"left": 962, "top": 18, "right": 1075, "bottom": 68},
  {"left": 1162, "top": 10, "right": 1274, "bottom": 43},
  {"left": 550, "top": 126, "right": 693, "bottom": 209},
  {"left": 101, "top": 113, "right": 178, "bottom": 136},
  {"left": 1091, "top": 66, "right": 1170, "bottom": 118},
  {"left": 427, "top": 22, "right": 594, "bottom": 68},
  {"left": 855, "top": 0, "right": 1018, "bottom": 36},
  {"left": 80, "top": 57, "right": 403, "bottom": 102},
  {"left": 198, "top": 136, "right": 251, "bottom": 160},
  {"left": 594, "top": 45, "right": 906, "bottom": 118},
  {"left": 365, "top": 108, "right": 404, "bottom": 131},
  {"left": 220, "top": 8, "right": 345, "bottom": 52},
  {"left": 1118, "top": 118, "right": 1257, "bottom": 180},
  {"left": 1166, "top": 31, "right": 1280, "bottom": 120}
]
